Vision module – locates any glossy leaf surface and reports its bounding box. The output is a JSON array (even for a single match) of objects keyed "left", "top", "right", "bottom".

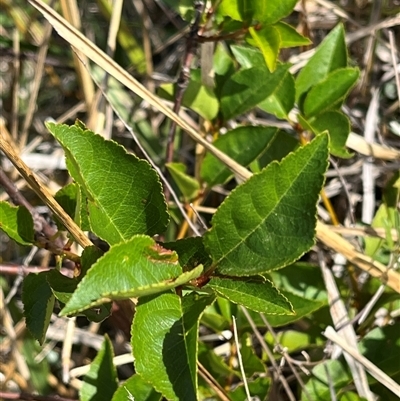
[
  {"left": 0, "top": 201, "right": 34, "bottom": 245},
  {"left": 208, "top": 277, "right": 293, "bottom": 314},
  {"left": 47, "top": 270, "right": 111, "bottom": 322},
  {"left": 165, "top": 162, "right": 200, "bottom": 202},
  {"left": 131, "top": 292, "right": 214, "bottom": 401},
  {"left": 204, "top": 134, "right": 329, "bottom": 276},
  {"left": 248, "top": 25, "right": 280, "bottom": 71},
  {"left": 201, "top": 126, "right": 280, "bottom": 186},
  {"left": 221, "top": 64, "right": 293, "bottom": 120},
  {"left": 112, "top": 375, "right": 161, "bottom": 401},
  {"left": 80, "top": 335, "right": 118, "bottom": 401},
  {"left": 22, "top": 272, "right": 55, "bottom": 345},
  {"left": 296, "top": 24, "right": 347, "bottom": 106},
  {"left": 274, "top": 22, "right": 311, "bottom": 47},
  {"left": 258, "top": 63, "right": 295, "bottom": 119},
  {"left": 303, "top": 68, "right": 359, "bottom": 117},
  {"left": 299, "top": 111, "right": 353, "bottom": 158},
  {"left": 60, "top": 235, "right": 202, "bottom": 315}
]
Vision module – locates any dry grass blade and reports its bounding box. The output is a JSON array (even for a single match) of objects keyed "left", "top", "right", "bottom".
[
  {"left": 59, "top": 0, "right": 94, "bottom": 110},
  {"left": 329, "top": 226, "right": 399, "bottom": 241},
  {"left": 317, "top": 221, "right": 400, "bottom": 293},
  {"left": 319, "top": 251, "right": 374, "bottom": 400},
  {"left": 324, "top": 326, "right": 400, "bottom": 398},
  {"left": 27, "top": 0, "right": 251, "bottom": 183},
  {"left": 0, "top": 125, "right": 92, "bottom": 249},
  {"left": 346, "top": 132, "right": 400, "bottom": 160},
  {"left": 362, "top": 88, "right": 380, "bottom": 224},
  {"left": 232, "top": 315, "right": 251, "bottom": 401}
]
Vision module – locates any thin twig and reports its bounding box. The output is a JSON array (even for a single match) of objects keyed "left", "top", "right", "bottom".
[
  {"left": 61, "top": 317, "right": 76, "bottom": 384},
  {"left": 240, "top": 306, "right": 297, "bottom": 401},
  {"left": 164, "top": 1, "right": 203, "bottom": 201},
  {"left": 232, "top": 315, "right": 251, "bottom": 400},
  {"left": 197, "top": 362, "right": 232, "bottom": 401},
  {"left": 260, "top": 314, "right": 313, "bottom": 401},
  {"left": 318, "top": 250, "right": 374, "bottom": 400},
  {"left": 324, "top": 326, "right": 400, "bottom": 397}
]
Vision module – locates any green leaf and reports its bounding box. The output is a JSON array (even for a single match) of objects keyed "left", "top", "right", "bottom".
[
  {"left": 231, "top": 44, "right": 266, "bottom": 69},
  {"left": 303, "top": 68, "right": 360, "bottom": 117},
  {"left": 159, "top": 70, "right": 219, "bottom": 120},
  {"left": 217, "top": 0, "right": 252, "bottom": 22},
  {"left": 261, "top": 290, "right": 326, "bottom": 327},
  {"left": 208, "top": 277, "right": 293, "bottom": 315},
  {"left": 230, "top": 376, "right": 271, "bottom": 401},
  {"left": 214, "top": 43, "right": 236, "bottom": 97},
  {"left": 165, "top": 162, "right": 200, "bottom": 202},
  {"left": 218, "top": 0, "right": 298, "bottom": 24},
  {"left": 163, "top": 237, "right": 212, "bottom": 271},
  {"left": 201, "top": 126, "right": 280, "bottom": 186},
  {"left": 54, "top": 183, "right": 90, "bottom": 231},
  {"left": 274, "top": 21, "right": 311, "bottom": 48},
  {"left": 46, "top": 122, "right": 169, "bottom": 244},
  {"left": 0, "top": 201, "right": 34, "bottom": 245},
  {"left": 365, "top": 202, "right": 399, "bottom": 262},
  {"left": 266, "top": 329, "right": 321, "bottom": 353},
  {"left": 131, "top": 292, "right": 214, "bottom": 401},
  {"left": 253, "top": 0, "right": 298, "bottom": 24},
  {"left": 198, "top": 341, "right": 238, "bottom": 382},
  {"left": 269, "top": 262, "right": 328, "bottom": 301},
  {"left": 302, "top": 360, "right": 351, "bottom": 401},
  {"left": 258, "top": 130, "right": 299, "bottom": 168},
  {"left": 112, "top": 375, "right": 162, "bottom": 401},
  {"left": 54, "top": 183, "right": 78, "bottom": 221},
  {"left": 239, "top": 332, "right": 266, "bottom": 376},
  {"left": 248, "top": 25, "right": 280, "bottom": 72},
  {"left": 220, "top": 64, "right": 292, "bottom": 120},
  {"left": 22, "top": 272, "right": 55, "bottom": 345},
  {"left": 60, "top": 235, "right": 203, "bottom": 315},
  {"left": 201, "top": 303, "right": 231, "bottom": 333},
  {"left": 21, "top": 335, "right": 51, "bottom": 393},
  {"left": 298, "top": 111, "right": 353, "bottom": 158},
  {"left": 296, "top": 23, "right": 347, "bottom": 106},
  {"left": 359, "top": 324, "right": 400, "bottom": 378},
  {"left": 339, "top": 392, "right": 368, "bottom": 401},
  {"left": 182, "top": 70, "right": 219, "bottom": 120},
  {"left": 46, "top": 270, "right": 111, "bottom": 322},
  {"left": 204, "top": 134, "right": 329, "bottom": 276},
  {"left": 80, "top": 335, "right": 118, "bottom": 401},
  {"left": 258, "top": 63, "right": 295, "bottom": 119}
]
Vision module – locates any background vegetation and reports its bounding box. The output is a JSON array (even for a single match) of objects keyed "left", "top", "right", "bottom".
[{"left": 0, "top": 1, "right": 399, "bottom": 400}]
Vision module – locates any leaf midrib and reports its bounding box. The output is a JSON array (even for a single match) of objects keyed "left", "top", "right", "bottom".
[{"left": 213, "top": 145, "right": 319, "bottom": 267}]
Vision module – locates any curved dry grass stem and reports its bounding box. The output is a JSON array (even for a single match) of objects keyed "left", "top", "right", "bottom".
[{"left": 324, "top": 326, "right": 400, "bottom": 398}]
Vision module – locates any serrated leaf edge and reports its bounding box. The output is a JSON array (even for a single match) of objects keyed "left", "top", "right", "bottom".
[
  {"left": 46, "top": 122, "right": 169, "bottom": 240},
  {"left": 209, "top": 277, "right": 294, "bottom": 315},
  {"left": 205, "top": 134, "right": 329, "bottom": 275},
  {"left": 60, "top": 264, "right": 203, "bottom": 316}
]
